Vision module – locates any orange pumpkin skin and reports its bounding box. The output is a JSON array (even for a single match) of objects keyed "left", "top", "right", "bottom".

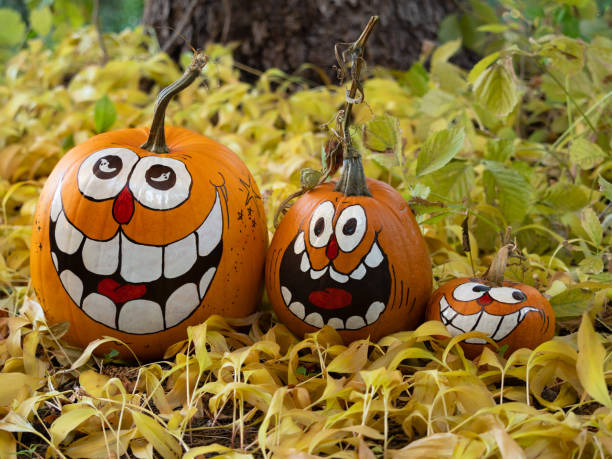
[
  {"left": 426, "top": 277, "right": 555, "bottom": 358},
  {"left": 266, "top": 178, "right": 432, "bottom": 342},
  {"left": 30, "top": 126, "right": 267, "bottom": 361}
]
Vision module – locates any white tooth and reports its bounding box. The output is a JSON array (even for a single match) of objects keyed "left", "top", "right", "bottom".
[
  {"left": 476, "top": 311, "right": 505, "bottom": 337},
  {"left": 329, "top": 267, "right": 349, "bottom": 283},
  {"left": 350, "top": 263, "right": 366, "bottom": 280},
  {"left": 304, "top": 312, "right": 324, "bottom": 328},
  {"left": 450, "top": 311, "right": 481, "bottom": 332},
  {"left": 281, "top": 286, "right": 292, "bottom": 305},
  {"left": 82, "top": 233, "right": 119, "bottom": 275},
  {"left": 439, "top": 296, "right": 449, "bottom": 313},
  {"left": 82, "top": 293, "right": 116, "bottom": 328},
  {"left": 365, "top": 301, "right": 385, "bottom": 325},
  {"left": 465, "top": 338, "right": 488, "bottom": 344},
  {"left": 59, "top": 270, "right": 83, "bottom": 306},
  {"left": 310, "top": 267, "right": 327, "bottom": 280},
  {"left": 164, "top": 233, "right": 197, "bottom": 278},
  {"left": 50, "top": 180, "right": 63, "bottom": 222},
  {"left": 364, "top": 242, "right": 383, "bottom": 268},
  {"left": 196, "top": 192, "right": 223, "bottom": 257},
  {"left": 294, "top": 232, "right": 305, "bottom": 254},
  {"left": 346, "top": 316, "right": 366, "bottom": 330},
  {"left": 120, "top": 234, "right": 162, "bottom": 283},
  {"left": 442, "top": 307, "right": 457, "bottom": 321},
  {"left": 445, "top": 324, "right": 464, "bottom": 337},
  {"left": 118, "top": 300, "right": 164, "bottom": 334},
  {"left": 51, "top": 252, "right": 58, "bottom": 271},
  {"left": 300, "top": 252, "right": 310, "bottom": 272},
  {"left": 328, "top": 317, "right": 344, "bottom": 329},
  {"left": 55, "top": 211, "right": 83, "bottom": 255},
  {"left": 198, "top": 267, "right": 216, "bottom": 299},
  {"left": 289, "top": 302, "right": 305, "bottom": 319},
  {"left": 519, "top": 307, "right": 538, "bottom": 322},
  {"left": 491, "top": 311, "right": 521, "bottom": 341},
  {"left": 165, "top": 283, "right": 200, "bottom": 328}
]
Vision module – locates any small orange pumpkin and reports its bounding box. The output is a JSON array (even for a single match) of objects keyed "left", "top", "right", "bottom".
[
  {"left": 426, "top": 247, "right": 555, "bottom": 358},
  {"left": 30, "top": 53, "right": 267, "bottom": 360},
  {"left": 265, "top": 17, "right": 432, "bottom": 343}
]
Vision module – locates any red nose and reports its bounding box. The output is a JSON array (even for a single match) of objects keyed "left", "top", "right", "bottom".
[
  {"left": 326, "top": 235, "right": 339, "bottom": 260},
  {"left": 113, "top": 186, "right": 134, "bottom": 224}
]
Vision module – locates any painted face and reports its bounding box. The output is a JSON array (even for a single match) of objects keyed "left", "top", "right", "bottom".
[
  {"left": 31, "top": 127, "right": 268, "bottom": 360},
  {"left": 266, "top": 179, "right": 432, "bottom": 343},
  {"left": 426, "top": 277, "right": 555, "bottom": 357},
  {"left": 48, "top": 147, "right": 223, "bottom": 334}
]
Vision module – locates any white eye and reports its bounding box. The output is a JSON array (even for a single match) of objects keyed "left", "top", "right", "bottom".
[
  {"left": 128, "top": 156, "right": 192, "bottom": 210},
  {"left": 452, "top": 282, "right": 490, "bottom": 302},
  {"left": 309, "top": 201, "right": 335, "bottom": 248},
  {"left": 78, "top": 148, "right": 139, "bottom": 200},
  {"left": 334, "top": 205, "right": 367, "bottom": 252},
  {"left": 489, "top": 287, "right": 527, "bottom": 304}
]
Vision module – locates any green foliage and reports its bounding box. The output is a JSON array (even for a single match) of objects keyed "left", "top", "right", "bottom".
[{"left": 93, "top": 94, "right": 116, "bottom": 133}]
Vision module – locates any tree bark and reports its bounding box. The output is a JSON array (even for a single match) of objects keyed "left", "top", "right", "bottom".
[{"left": 143, "top": 0, "right": 463, "bottom": 82}]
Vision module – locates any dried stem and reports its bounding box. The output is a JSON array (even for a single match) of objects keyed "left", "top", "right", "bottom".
[{"left": 141, "top": 51, "right": 207, "bottom": 153}]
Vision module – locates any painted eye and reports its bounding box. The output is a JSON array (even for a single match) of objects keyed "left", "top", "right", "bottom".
[
  {"left": 335, "top": 205, "right": 366, "bottom": 252},
  {"left": 452, "top": 282, "right": 490, "bottom": 302},
  {"left": 309, "top": 201, "right": 335, "bottom": 248},
  {"left": 489, "top": 287, "right": 527, "bottom": 304},
  {"left": 78, "top": 148, "right": 139, "bottom": 200},
  {"left": 129, "top": 156, "right": 192, "bottom": 210}
]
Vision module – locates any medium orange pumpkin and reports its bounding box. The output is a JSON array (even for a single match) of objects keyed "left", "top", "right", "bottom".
[
  {"left": 426, "top": 252, "right": 555, "bottom": 358},
  {"left": 266, "top": 179, "right": 432, "bottom": 342},
  {"left": 30, "top": 53, "right": 267, "bottom": 360},
  {"left": 265, "top": 17, "right": 432, "bottom": 343}
]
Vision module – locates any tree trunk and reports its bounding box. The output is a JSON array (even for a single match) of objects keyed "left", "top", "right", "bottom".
[{"left": 143, "top": 0, "right": 462, "bottom": 82}]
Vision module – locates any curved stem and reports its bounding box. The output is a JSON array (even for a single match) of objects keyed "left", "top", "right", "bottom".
[
  {"left": 141, "top": 51, "right": 208, "bottom": 153},
  {"left": 333, "top": 15, "right": 378, "bottom": 197}
]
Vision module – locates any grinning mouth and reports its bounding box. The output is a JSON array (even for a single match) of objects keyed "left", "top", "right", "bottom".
[
  {"left": 439, "top": 296, "right": 539, "bottom": 344},
  {"left": 48, "top": 178, "right": 223, "bottom": 334},
  {"left": 278, "top": 231, "right": 390, "bottom": 330}
]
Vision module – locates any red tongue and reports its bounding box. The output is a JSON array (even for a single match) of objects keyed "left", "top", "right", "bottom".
[
  {"left": 98, "top": 278, "right": 146, "bottom": 304},
  {"left": 477, "top": 292, "right": 493, "bottom": 306},
  {"left": 308, "top": 288, "right": 352, "bottom": 310}
]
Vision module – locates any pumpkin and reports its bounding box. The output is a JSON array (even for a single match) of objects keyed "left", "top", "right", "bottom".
[
  {"left": 425, "top": 246, "right": 555, "bottom": 358},
  {"left": 30, "top": 52, "right": 268, "bottom": 360},
  {"left": 265, "top": 17, "right": 432, "bottom": 343}
]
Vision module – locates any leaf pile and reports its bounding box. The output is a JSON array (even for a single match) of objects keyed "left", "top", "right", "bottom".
[{"left": 0, "top": 5, "right": 611, "bottom": 457}]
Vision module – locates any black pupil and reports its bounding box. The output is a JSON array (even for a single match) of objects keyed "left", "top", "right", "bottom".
[
  {"left": 512, "top": 291, "right": 527, "bottom": 302},
  {"left": 93, "top": 155, "right": 122, "bottom": 179},
  {"left": 473, "top": 285, "right": 489, "bottom": 292},
  {"left": 314, "top": 217, "right": 325, "bottom": 236},
  {"left": 343, "top": 218, "right": 357, "bottom": 235},
  {"left": 145, "top": 164, "right": 176, "bottom": 190}
]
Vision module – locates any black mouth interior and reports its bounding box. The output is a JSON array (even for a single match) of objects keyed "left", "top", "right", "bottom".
[
  {"left": 49, "top": 217, "right": 222, "bottom": 331},
  {"left": 279, "top": 234, "right": 391, "bottom": 324}
]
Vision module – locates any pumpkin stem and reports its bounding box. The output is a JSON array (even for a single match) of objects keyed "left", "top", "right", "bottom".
[
  {"left": 333, "top": 15, "right": 378, "bottom": 197},
  {"left": 484, "top": 229, "right": 518, "bottom": 286},
  {"left": 141, "top": 51, "right": 208, "bottom": 154}
]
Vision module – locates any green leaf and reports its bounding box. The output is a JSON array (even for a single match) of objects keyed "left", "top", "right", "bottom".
[
  {"left": 477, "top": 24, "right": 509, "bottom": 33},
  {"left": 0, "top": 8, "right": 25, "bottom": 46},
  {"left": 364, "top": 115, "right": 401, "bottom": 155},
  {"left": 422, "top": 160, "right": 474, "bottom": 202},
  {"left": 94, "top": 95, "right": 117, "bottom": 133},
  {"left": 485, "top": 139, "right": 514, "bottom": 162},
  {"left": 569, "top": 138, "right": 608, "bottom": 169},
  {"left": 416, "top": 127, "right": 465, "bottom": 177},
  {"left": 99, "top": 0, "right": 145, "bottom": 33},
  {"left": 543, "top": 183, "right": 590, "bottom": 212},
  {"left": 581, "top": 208, "right": 603, "bottom": 246},
  {"left": 300, "top": 168, "right": 322, "bottom": 189},
  {"left": 473, "top": 60, "right": 519, "bottom": 117},
  {"left": 550, "top": 288, "right": 594, "bottom": 318},
  {"left": 30, "top": 6, "right": 52, "bottom": 36},
  {"left": 403, "top": 62, "right": 429, "bottom": 96},
  {"left": 539, "top": 36, "right": 585, "bottom": 75},
  {"left": 483, "top": 160, "right": 532, "bottom": 223},
  {"left": 432, "top": 38, "right": 462, "bottom": 65},
  {"left": 468, "top": 51, "right": 500, "bottom": 84},
  {"left": 438, "top": 13, "right": 462, "bottom": 43},
  {"left": 598, "top": 176, "right": 612, "bottom": 201}
]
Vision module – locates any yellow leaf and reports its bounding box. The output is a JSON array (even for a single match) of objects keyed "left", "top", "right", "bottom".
[
  {"left": 50, "top": 406, "right": 98, "bottom": 445},
  {"left": 0, "top": 431, "right": 16, "bottom": 458},
  {"left": 79, "top": 370, "right": 111, "bottom": 398},
  {"left": 0, "top": 373, "right": 43, "bottom": 406},
  {"left": 131, "top": 411, "right": 181, "bottom": 459},
  {"left": 326, "top": 340, "right": 369, "bottom": 373},
  {"left": 576, "top": 312, "right": 612, "bottom": 410},
  {"left": 64, "top": 429, "right": 135, "bottom": 458}
]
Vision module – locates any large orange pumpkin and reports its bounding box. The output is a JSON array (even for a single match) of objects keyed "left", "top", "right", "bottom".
[
  {"left": 426, "top": 277, "right": 555, "bottom": 358},
  {"left": 265, "top": 17, "right": 432, "bottom": 342},
  {"left": 266, "top": 178, "right": 432, "bottom": 342},
  {"left": 30, "top": 53, "right": 267, "bottom": 360}
]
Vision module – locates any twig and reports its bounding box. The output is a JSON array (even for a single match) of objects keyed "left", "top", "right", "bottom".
[
  {"left": 92, "top": 0, "right": 108, "bottom": 65},
  {"left": 162, "top": 0, "right": 199, "bottom": 53}
]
